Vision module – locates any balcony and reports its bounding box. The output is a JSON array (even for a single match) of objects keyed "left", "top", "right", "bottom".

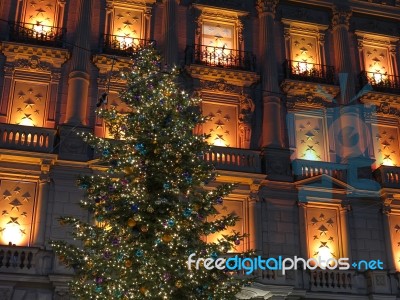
[
  {"left": 309, "top": 269, "right": 356, "bottom": 293},
  {"left": 283, "top": 60, "right": 336, "bottom": 85},
  {"left": 102, "top": 34, "right": 155, "bottom": 57},
  {"left": 292, "top": 159, "right": 348, "bottom": 182},
  {"left": 374, "top": 165, "right": 400, "bottom": 188},
  {"left": 8, "top": 21, "right": 66, "bottom": 48},
  {"left": 185, "top": 44, "right": 256, "bottom": 72},
  {"left": 0, "top": 123, "right": 56, "bottom": 153},
  {"left": 204, "top": 146, "right": 262, "bottom": 173},
  {"left": 359, "top": 71, "right": 400, "bottom": 94},
  {"left": 0, "top": 245, "right": 52, "bottom": 275}
]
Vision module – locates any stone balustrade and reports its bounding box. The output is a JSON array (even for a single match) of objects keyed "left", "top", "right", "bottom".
[
  {"left": 0, "top": 123, "right": 56, "bottom": 153},
  {"left": 0, "top": 245, "right": 53, "bottom": 275},
  {"left": 292, "top": 159, "right": 348, "bottom": 181},
  {"left": 204, "top": 146, "right": 262, "bottom": 173},
  {"left": 374, "top": 165, "right": 400, "bottom": 188}
]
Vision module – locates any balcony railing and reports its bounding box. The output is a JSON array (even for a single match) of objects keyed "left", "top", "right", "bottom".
[
  {"left": 8, "top": 21, "right": 66, "bottom": 48},
  {"left": 204, "top": 146, "right": 261, "bottom": 173},
  {"left": 309, "top": 269, "right": 356, "bottom": 293},
  {"left": 359, "top": 71, "right": 400, "bottom": 94},
  {"left": 283, "top": 60, "right": 336, "bottom": 85},
  {"left": 0, "top": 245, "right": 52, "bottom": 275},
  {"left": 292, "top": 159, "right": 348, "bottom": 182},
  {"left": 374, "top": 165, "right": 400, "bottom": 188},
  {"left": 102, "top": 34, "right": 156, "bottom": 56},
  {"left": 185, "top": 44, "right": 256, "bottom": 71},
  {"left": 0, "top": 123, "right": 56, "bottom": 153}
]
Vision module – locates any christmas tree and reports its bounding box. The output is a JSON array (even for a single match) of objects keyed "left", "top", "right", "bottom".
[{"left": 51, "top": 46, "right": 250, "bottom": 299}]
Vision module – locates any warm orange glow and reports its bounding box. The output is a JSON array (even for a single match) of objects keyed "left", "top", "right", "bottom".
[
  {"left": 115, "top": 34, "right": 138, "bottom": 49},
  {"left": 290, "top": 34, "right": 318, "bottom": 74},
  {"left": 18, "top": 117, "right": 35, "bottom": 127},
  {"left": 202, "top": 22, "right": 234, "bottom": 65},
  {"left": 112, "top": 8, "right": 142, "bottom": 42},
  {"left": 371, "top": 125, "right": 400, "bottom": 167},
  {"left": 32, "top": 20, "right": 52, "bottom": 34},
  {"left": 2, "top": 223, "right": 25, "bottom": 245},
  {"left": 317, "top": 246, "right": 332, "bottom": 267},
  {"left": 303, "top": 150, "right": 320, "bottom": 161}
]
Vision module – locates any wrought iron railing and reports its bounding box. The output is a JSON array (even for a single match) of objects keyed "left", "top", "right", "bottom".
[
  {"left": 359, "top": 71, "right": 400, "bottom": 94},
  {"left": 185, "top": 44, "right": 256, "bottom": 71},
  {"left": 8, "top": 21, "right": 66, "bottom": 48},
  {"left": 283, "top": 60, "right": 336, "bottom": 84},
  {"left": 102, "top": 34, "right": 156, "bottom": 56}
]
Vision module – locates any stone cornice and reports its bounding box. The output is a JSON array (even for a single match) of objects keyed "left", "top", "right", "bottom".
[
  {"left": 186, "top": 65, "right": 259, "bottom": 87},
  {"left": 192, "top": 3, "right": 248, "bottom": 21},
  {"left": 0, "top": 42, "right": 69, "bottom": 70},
  {"left": 281, "top": 79, "right": 340, "bottom": 106},
  {"left": 92, "top": 55, "right": 131, "bottom": 87}
]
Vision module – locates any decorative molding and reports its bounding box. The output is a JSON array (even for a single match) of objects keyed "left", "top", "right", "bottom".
[
  {"left": 186, "top": 65, "right": 260, "bottom": 87},
  {"left": 360, "top": 92, "right": 400, "bottom": 110},
  {"left": 256, "top": 0, "right": 279, "bottom": 16},
  {"left": 193, "top": 4, "right": 248, "bottom": 20},
  {"left": 198, "top": 78, "right": 243, "bottom": 94},
  {"left": 93, "top": 55, "right": 131, "bottom": 87},
  {"left": 0, "top": 42, "right": 69, "bottom": 71},
  {"left": 281, "top": 80, "right": 340, "bottom": 108},
  {"left": 14, "top": 57, "right": 52, "bottom": 72},
  {"left": 331, "top": 6, "right": 352, "bottom": 30}
]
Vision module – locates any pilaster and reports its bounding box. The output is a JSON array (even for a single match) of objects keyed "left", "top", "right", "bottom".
[
  {"left": 331, "top": 6, "right": 355, "bottom": 103},
  {"left": 64, "top": 0, "right": 93, "bottom": 125},
  {"left": 162, "top": 0, "right": 179, "bottom": 66}
]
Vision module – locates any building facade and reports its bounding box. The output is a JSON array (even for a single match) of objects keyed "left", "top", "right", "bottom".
[{"left": 0, "top": 0, "right": 399, "bottom": 299}]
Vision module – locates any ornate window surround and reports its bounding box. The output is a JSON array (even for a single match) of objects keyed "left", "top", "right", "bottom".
[
  {"left": 355, "top": 30, "right": 399, "bottom": 79},
  {"left": 281, "top": 20, "right": 329, "bottom": 66},
  {"left": 192, "top": 4, "right": 247, "bottom": 53},
  {"left": 104, "top": 0, "right": 155, "bottom": 41}
]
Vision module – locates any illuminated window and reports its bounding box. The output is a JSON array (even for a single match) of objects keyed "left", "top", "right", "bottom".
[
  {"left": 206, "top": 198, "right": 247, "bottom": 253},
  {"left": 282, "top": 22, "right": 335, "bottom": 84},
  {"left": 357, "top": 33, "right": 398, "bottom": 90},
  {"left": 191, "top": 5, "right": 251, "bottom": 70},
  {"left": 198, "top": 90, "right": 254, "bottom": 149},
  {"left": 103, "top": 0, "right": 154, "bottom": 54},
  {"left": 102, "top": 92, "right": 130, "bottom": 139},
  {"left": 201, "top": 22, "right": 235, "bottom": 66},
  {"left": 0, "top": 180, "right": 37, "bottom": 246},
  {"left": 11, "top": 0, "right": 66, "bottom": 46},
  {"left": 304, "top": 204, "right": 347, "bottom": 265},
  {"left": 387, "top": 212, "right": 400, "bottom": 271},
  {"left": 9, "top": 81, "right": 49, "bottom": 127},
  {"left": 202, "top": 101, "right": 238, "bottom": 148},
  {"left": 291, "top": 114, "right": 327, "bottom": 161},
  {"left": 371, "top": 124, "right": 400, "bottom": 167}
]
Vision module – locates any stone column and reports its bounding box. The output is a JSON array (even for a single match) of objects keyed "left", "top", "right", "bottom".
[
  {"left": 382, "top": 204, "right": 396, "bottom": 272},
  {"left": 162, "top": 0, "right": 179, "bottom": 66},
  {"left": 257, "top": 0, "right": 285, "bottom": 149},
  {"left": 64, "top": 0, "right": 93, "bottom": 125},
  {"left": 32, "top": 170, "right": 50, "bottom": 247},
  {"left": 331, "top": 6, "right": 354, "bottom": 104}
]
